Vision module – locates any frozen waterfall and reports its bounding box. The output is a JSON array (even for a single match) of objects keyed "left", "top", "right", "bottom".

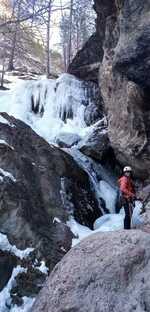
[
  {"left": 8, "top": 74, "right": 94, "bottom": 143},
  {"left": 0, "top": 73, "right": 118, "bottom": 215},
  {"left": 0, "top": 73, "right": 142, "bottom": 240}
]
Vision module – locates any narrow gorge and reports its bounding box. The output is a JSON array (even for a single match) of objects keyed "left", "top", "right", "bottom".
[{"left": 0, "top": 1, "right": 149, "bottom": 312}]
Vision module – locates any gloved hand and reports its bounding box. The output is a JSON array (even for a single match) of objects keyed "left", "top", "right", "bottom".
[{"left": 136, "top": 197, "right": 143, "bottom": 201}]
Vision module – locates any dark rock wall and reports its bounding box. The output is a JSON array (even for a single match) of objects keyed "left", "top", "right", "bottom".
[
  {"left": 69, "top": 0, "right": 150, "bottom": 181},
  {"left": 99, "top": 0, "right": 150, "bottom": 180}
]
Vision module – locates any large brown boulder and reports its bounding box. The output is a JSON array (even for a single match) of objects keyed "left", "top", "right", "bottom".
[{"left": 32, "top": 229, "right": 150, "bottom": 312}]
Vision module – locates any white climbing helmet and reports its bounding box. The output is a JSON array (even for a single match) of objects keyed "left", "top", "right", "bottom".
[{"left": 123, "top": 166, "right": 132, "bottom": 173}]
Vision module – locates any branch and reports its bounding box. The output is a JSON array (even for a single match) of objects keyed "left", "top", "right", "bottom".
[{"left": 0, "top": 3, "right": 70, "bottom": 29}]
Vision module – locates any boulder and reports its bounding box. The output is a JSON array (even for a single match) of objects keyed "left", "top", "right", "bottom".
[
  {"left": 0, "top": 112, "right": 101, "bottom": 272},
  {"left": 68, "top": 33, "right": 103, "bottom": 82},
  {"left": 84, "top": 102, "right": 103, "bottom": 126},
  {"left": 78, "top": 121, "right": 112, "bottom": 163},
  {"left": 32, "top": 230, "right": 150, "bottom": 312}
]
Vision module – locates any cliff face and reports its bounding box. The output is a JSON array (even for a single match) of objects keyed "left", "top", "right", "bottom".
[
  {"left": 99, "top": 0, "right": 150, "bottom": 180},
  {"left": 69, "top": 0, "right": 150, "bottom": 181}
]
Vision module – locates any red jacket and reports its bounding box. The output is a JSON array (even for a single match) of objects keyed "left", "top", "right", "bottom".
[{"left": 118, "top": 176, "right": 135, "bottom": 199}]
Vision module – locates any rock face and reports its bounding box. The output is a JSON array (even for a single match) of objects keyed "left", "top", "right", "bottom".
[
  {"left": 69, "top": 0, "right": 150, "bottom": 181},
  {"left": 56, "top": 132, "right": 81, "bottom": 148},
  {"left": 78, "top": 121, "right": 110, "bottom": 162},
  {"left": 0, "top": 251, "right": 17, "bottom": 291},
  {"left": 32, "top": 230, "right": 150, "bottom": 312},
  {"left": 99, "top": 0, "right": 150, "bottom": 181},
  {"left": 68, "top": 33, "right": 103, "bottom": 82},
  {"left": 0, "top": 112, "right": 101, "bottom": 272}
]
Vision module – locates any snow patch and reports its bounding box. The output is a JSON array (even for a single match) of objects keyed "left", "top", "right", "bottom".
[
  {"left": 67, "top": 217, "right": 92, "bottom": 247},
  {"left": 0, "top": 266, "right": 26, "bottom": 312},
  {"left": 0, "top": 115, "right": 14, "bottom": 127},
  {"left": 10, "top": 297, "right": 35, "bottom": 312},
  {"left": 0, "top": 139, "right": 14, "bottom": 150},
  {"left": 67, "top": 201, "right": 143, "bottom": 247},
  {"left": 67, "top": 214, "right": 124, "bottom": 247},
  {"left": 53, "top": 217, "right": 61, "bottom": 224},
  {"left": 0, "top": 233, "right": 34, "bottom": 259},
  {"left": 0, "top": 168, "right": 16, "bottom": 182},
  {"left": 36, "top": 261, "right": 49, "bottom": 275}
]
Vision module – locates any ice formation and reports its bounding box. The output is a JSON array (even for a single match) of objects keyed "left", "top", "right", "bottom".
[{"left": 6, "top": 74, "right": 92, "bottom": 143}]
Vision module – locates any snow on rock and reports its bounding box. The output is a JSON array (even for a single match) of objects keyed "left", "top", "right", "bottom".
[
  {"left": 67, "top": 200, "right": 144, "bottom": 247},
  {"left": 0, "top": 115, "right": 14, "bottom": 127},
  {"left": 10, "top": 297, "right": 35, "bottom": 312},
  {"left": 67, "top": 212, "right": 124, "bottom": 247},
  {"left": 36, "top": 261, "right": 49, "bottom": 275},
  {"left": 0, "top": 139, "right": 14, "bottom": 150},
  {"left": 0, "top": 168, "right": 16, "bottom": 182},
  {"left": 94, "top": 214, "right": 124, "bottom": 232},
  {"left": 0, "top": 233, "right": 34, "bottom": 259},
  {"left": 0, "top": 266, "right": 26, "bottom": 312},
  {"left": 53, "top": 217, "right": 61, "bottom": 224},
  {"left": 67, "top": 217, "right": 92, "bottom": 247}
]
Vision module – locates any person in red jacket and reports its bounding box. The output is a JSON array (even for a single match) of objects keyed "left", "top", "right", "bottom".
[{"left": 118, "top": 166, "right": 136, "bottom": 229}]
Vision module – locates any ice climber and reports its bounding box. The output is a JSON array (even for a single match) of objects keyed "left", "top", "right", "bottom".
[{"left": 118, "top": 166, "right": 136, "bottom": 229}]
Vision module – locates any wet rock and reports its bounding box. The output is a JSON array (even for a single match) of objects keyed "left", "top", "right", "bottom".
[
  {"left": 78, "top": 121, "right": 111, "bottom": 163},
  {"left": 10, "top": 268, "right": 46, "bottom": 304},
  {"left": 84, "top": 102, "right": 103, "bottom": 126},
  {"left": 56, "top": 132, "right": 81, "bottom": 148},
  {"left": 68, "top": 33, "right": 103, "bottom": 82},
  {"left": 98, "top": 0, "right": 150, "bottom": 180},
  {"left": 0, "top": 251, "right": 17, "bottom": 291},
  {"left": 32, "top": 230, "right": 150, "bottom": 312}
]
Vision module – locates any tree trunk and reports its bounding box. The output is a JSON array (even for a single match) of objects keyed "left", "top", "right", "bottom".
[
  {"left": 67, "top": 0, "right": 73, "bottom": 68},
  {"left": 46, "top": 0, "right": 52, "bottom": 78},
  {"left": 1, "top": 61, "right": 5, "bottom": 88},
  {"left": 8, "top": 0, "right": 21, "bottom": 71}
]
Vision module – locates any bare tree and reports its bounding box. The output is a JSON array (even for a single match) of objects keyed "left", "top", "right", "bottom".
[
  {"left": 68, "top": 0, "right": 73, "bottom": 66},
  {"left": 46, "top": 0, "right": 53, "bottom": 78},
  {"left": 8, "top": 0, "right": 22, "bottom": 70},
  {"left": 60, "top": 0, "right": 95, "bottom": 70}
]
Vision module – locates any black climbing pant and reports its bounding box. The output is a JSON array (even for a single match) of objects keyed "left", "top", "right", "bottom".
[{"left": 123, "top": 200, "right": 134, "bottom": 230}]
